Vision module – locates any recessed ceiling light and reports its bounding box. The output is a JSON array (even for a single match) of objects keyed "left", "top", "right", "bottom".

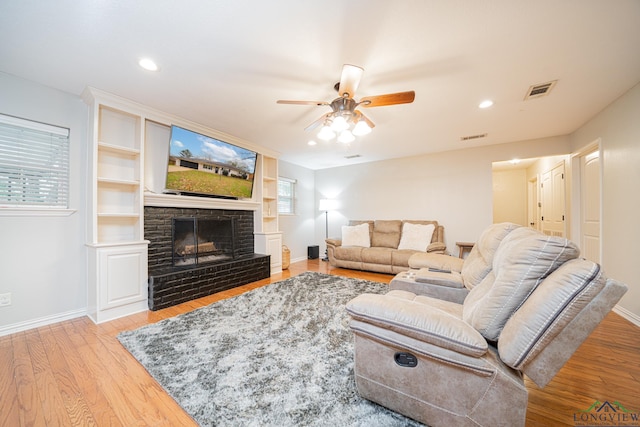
[
  {"left": 510, "top": 158, "right": 521, "bottom": 165},
  {"left": 138, "top": 58, "right": 159, "bottom": 71},
  {"left": 479, "top": 100, "right": 494, "bottom": 109},
  {"left": 307, "top": 140, "right": 317, "bottom": 146}
]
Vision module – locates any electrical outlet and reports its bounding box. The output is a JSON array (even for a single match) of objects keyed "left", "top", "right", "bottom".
[{"left": 0, "top": 292, "right": 11, "bottom": 307}]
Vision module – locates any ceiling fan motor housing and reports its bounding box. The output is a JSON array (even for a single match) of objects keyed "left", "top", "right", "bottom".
[{"left": 331, "top": 97, "right": 357, "bottom": 113}]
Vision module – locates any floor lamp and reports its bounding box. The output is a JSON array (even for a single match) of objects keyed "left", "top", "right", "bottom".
[{"left": 319, "top": 199, "right": 336, "bottom": 261}]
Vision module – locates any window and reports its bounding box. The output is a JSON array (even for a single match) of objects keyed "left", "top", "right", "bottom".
[
  {"left": 277, "top": 177, "right": 296, "bottom": 214},
  {"left": 0, "top": 113, "right": 70, "bottom": 208}
]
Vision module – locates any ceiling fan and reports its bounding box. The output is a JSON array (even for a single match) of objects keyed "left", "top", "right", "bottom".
[{"left": 277, "top": 64, "right": 415, "bottom": 143}]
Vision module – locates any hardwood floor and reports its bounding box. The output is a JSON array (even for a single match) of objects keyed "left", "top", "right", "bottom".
[{"left": 1, "top": 259, "right": 638, "bottom": 426}]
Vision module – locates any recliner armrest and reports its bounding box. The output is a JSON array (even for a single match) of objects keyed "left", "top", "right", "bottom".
[
  {"left": 415, "top": 268, "right": 465, "bottom": 288},
  {"left": 325, "top": 238, "right": 342, "bottom": 248},
  {"left": 346, "top": 292, "right": 487, "bottom": 357},
  {"left": 409, "top": 252, "right": 464, "bottom": 272},
  {"left": 426, "top": 241, "right": 447, "bottom": 253}
]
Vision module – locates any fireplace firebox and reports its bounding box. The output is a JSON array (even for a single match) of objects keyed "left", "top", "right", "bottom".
[{"left": 172, "top": 217, "right": 235, "bottom": 267}]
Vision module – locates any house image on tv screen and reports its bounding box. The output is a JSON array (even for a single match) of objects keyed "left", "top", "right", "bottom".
[{"left": 166, "top": 125, "right": 258, "bottom": 199}]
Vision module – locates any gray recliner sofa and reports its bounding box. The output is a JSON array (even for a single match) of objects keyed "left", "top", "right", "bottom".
[
  {"left": 389, "top": 222, "right": 520, "bottom": 303},
  {"left": 346, "top": 227, "right": 627, "bottom": 427}
]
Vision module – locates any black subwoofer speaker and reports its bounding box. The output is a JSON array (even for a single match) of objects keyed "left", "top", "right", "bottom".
[{"left": 307, "top": 245, "right": 319, "bottom": 259}]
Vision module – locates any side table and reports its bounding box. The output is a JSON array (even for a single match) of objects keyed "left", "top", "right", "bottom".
[{"left": 456, "top": 242, "right": 475, "bottom": 258}]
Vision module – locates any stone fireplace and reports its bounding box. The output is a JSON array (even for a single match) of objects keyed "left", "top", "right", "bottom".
[{"left": 144, "top": 206, "right": 270, "bottom": 310}]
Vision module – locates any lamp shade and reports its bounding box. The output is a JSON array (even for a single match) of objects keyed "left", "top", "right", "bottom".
[
  {"left": 319, "top": 199, "right": 338, "bottom": 211},
  {"left": 317, "top": 125, "right": 335, "bottom": 141},
  {"left": 352, "top": 119, "right": 372, "bottom": 136}
]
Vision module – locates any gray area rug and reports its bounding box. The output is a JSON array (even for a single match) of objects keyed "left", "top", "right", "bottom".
[{"left": 118, "top": 271, "right": 422, "bottom": 426}]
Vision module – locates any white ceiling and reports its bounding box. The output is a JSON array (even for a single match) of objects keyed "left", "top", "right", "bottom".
[{"left": 1, "top": 1, "right": 639, "bottom": 170}]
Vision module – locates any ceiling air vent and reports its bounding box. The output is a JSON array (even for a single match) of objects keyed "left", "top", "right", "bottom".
[
  {"left": 524, "top": 80, "right": 557, "bottom": 100},
  {"left": 344, "top": 154, "right": 361, "bottom": 159},
  {"left": 460, "top": 133, "right": 488, "bottom": 142}
]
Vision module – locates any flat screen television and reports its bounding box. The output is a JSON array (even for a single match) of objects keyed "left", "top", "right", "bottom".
[{"left": 164, "top": 125, "right": 258, "bottom": 199}]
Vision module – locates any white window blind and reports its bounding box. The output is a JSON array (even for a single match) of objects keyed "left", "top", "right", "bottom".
[
  {"left": 277, "top": 177, "right": 295, "bottom": 214},
  {"left": 0, "top": 113, "right": 70, "bottom": 208}
]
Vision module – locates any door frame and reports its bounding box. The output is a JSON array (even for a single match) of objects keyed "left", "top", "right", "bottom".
[{"left": 570, "top": 138, "right": 602, "bottom": 257}]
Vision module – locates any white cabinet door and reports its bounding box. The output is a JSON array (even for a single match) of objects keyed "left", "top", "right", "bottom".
[
  {"left": 88, "top": 243, "right": 149, "bottom": 323},
  {"left": 98, "top": 246, "right": 147, "bottom": 310},
  {"left": 255, "top": 232, "right": 283, "bottom": 274}
]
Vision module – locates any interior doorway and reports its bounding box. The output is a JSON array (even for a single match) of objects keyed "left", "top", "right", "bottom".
[
  {"left": 572, "top": 140, "right": 602, "bottom": 263},
  {"left": 493, "top": 155, "right": 568, "bottom": 236},
  {"left": 540, "top": 162, "right": 566, "bottom": 237},
  {"left": 527, "top": 177, "right": 540, "bottom": 230}
]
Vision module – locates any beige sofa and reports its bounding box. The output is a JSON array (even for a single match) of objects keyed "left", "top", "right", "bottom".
[
  {"left": 346, "top": 226, "right": 628, "bottom": 426},
  {"left": 325, "top": 220, "right": 446, "bottom": 274}
]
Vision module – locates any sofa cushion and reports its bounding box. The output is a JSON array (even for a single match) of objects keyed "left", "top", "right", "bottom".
[
  {"left": 346, "top": 291, "right": 488, "bottom": 357},
  {"left": 403, "top": 220, "right": 440, "bottom": 242},
  {"left": 361, "top": 247, "right": 393, "bottom": 264},
  {"left": 334, "top": 246, "right": 365, "bottom": 262},
  {"left": 341, "top": 223, "right": 371, "bottom": 247},
  {"left": 498, "top": 258, "right": 606, "bottom": 369},
  {"left": 371, "top": 220, "right": 402, "bottom": 248},
  {"left": 349, "top": 220, "right": 374, "bottom": 241},
  {"left": 398, "top": 222, "right": 435, "bottom": 251},
  {"left": 462, "top": 227, "right": 580, "bottom": 341},
  {"left": 460, "top": 222, "right": 521, "bottom": 289},
  {"left": 391, "top": 249, "right": 419, "bottom": 268}
]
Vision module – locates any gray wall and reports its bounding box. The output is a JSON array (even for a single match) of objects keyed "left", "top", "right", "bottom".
[
  {"left": 314, "top": 136, "right": 572, "bottom": 257},
  {"left": 0, "top": 72, "right": 87, "bottom": 333},
  {"left": 569, "top": 82, "right": 640, "bottom": 319},
  {"left": 278, "top": 160, "right": 316, "bottom": 263}
]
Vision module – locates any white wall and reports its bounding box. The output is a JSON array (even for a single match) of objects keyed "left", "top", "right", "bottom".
[
  {"left": 0, "top": 73, "right": 87, "bottom": 334},
  {"left": 492, "top": 169, "right": 527, "bottom": 225},
  {"left": 314, "top": 135, "right": 571, "bottom": 256},
  {"left": 569, "top": 82, "right": 640, "bottom": 320},
  {"left": 278, "top": 160, "right": 316, "bottom": 262}
]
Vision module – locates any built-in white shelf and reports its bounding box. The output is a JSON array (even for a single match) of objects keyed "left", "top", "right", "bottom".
[
  {"left": 98, "top": 141, "right": 140, "bottom": 155},
  {"left": 97, "top": 177, "right": 140, "bottom": 186}
]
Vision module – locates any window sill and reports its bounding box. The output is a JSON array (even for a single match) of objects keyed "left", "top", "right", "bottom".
[{"left": 0, "top": 208, "right": 77, "bottom": 217}]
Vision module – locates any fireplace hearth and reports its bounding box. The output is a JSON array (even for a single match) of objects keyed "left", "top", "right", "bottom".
[{"left": 145, "top": 206, "right": 270, "bottom": 310}]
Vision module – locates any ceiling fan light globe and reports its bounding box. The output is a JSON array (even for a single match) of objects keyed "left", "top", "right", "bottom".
[
  {"left": 331, "top": 115, "right": 349, "bottom": 133},
  {"left": 317, "top": 126, "right": 336, "bottom": 141},
  {"left": 352, "top": 120, "right": 372, "bottom": 136},
  {"left": 338, "top": 130, "right": 355, "bottom": 143}
]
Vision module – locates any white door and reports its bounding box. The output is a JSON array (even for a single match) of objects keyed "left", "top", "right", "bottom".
[
  {"left": 541, "top": 162, "right": 566, "bottom": 237},
  {"left": 528, "top": 177, "right": 539, "bottom": 230},
  {"left": 581, "top": 149, "right": 601, "bottom": 263}
]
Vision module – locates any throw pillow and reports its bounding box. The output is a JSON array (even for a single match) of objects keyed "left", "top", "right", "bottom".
[
  {"left": 341, "top": 223, "right": 371, "bottom": 247},
  {"left": 397, "top": 222, "right": 435, "bottom": 251}
]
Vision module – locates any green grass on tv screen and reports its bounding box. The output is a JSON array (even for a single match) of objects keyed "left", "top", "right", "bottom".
[{"left": 166, "top": 170, "right": 253, "bottom": 198}]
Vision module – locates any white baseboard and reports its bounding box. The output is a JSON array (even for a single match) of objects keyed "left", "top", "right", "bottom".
[
  {"left": 613, "top": 304, "right": 640, "bottom": 328},
  {"left": 0, "top": 308, "right": 87, "bottom": 337},
  {"left": 290, "top": 256, "right": 308, "bottom": 264}
]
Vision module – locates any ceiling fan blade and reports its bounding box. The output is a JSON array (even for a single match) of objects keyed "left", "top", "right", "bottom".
[
  {"left": 360, "top": 91, "right": 415, "bottom": 107},
  {"left": 277, "top": 100, "right": 329, "bottom": 106},
  {"left": 338, "top": 64, "right": 364, "bottom": 98},
  {"left": 304, "top": 112, "right": 331, "bottom": 131}
]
